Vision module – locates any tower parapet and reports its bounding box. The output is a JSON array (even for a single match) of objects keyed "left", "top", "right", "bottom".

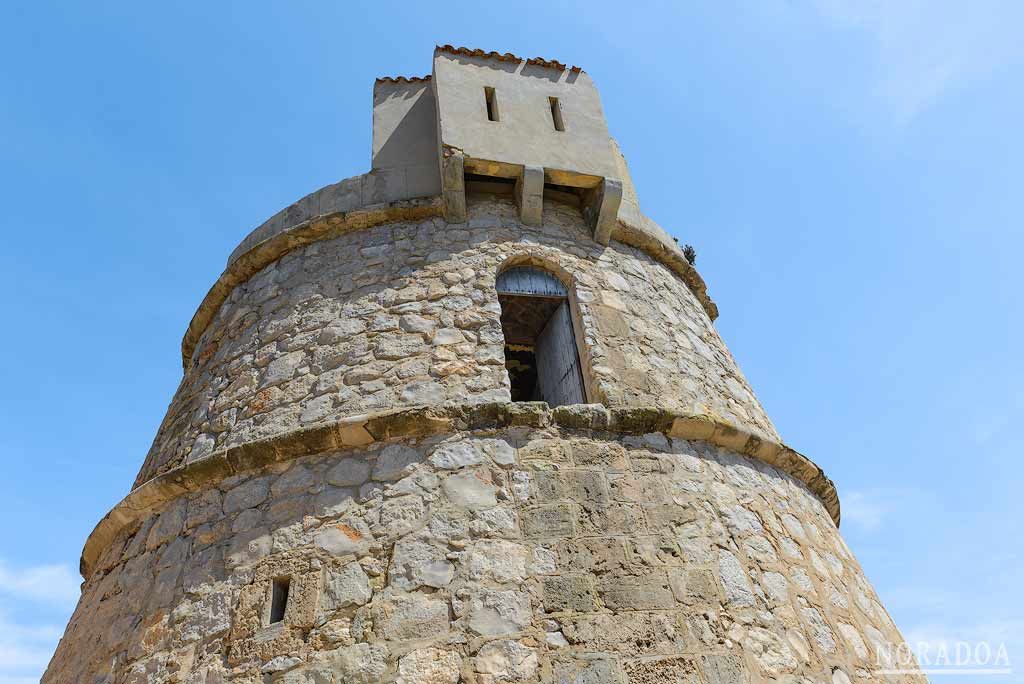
[{"left": 44, "top": 46, "right": 924, "bottom": 684}]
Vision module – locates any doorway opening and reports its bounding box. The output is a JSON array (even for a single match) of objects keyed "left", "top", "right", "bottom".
[{"left": 496, "top": 266, "right": 586, "bottom": 407}]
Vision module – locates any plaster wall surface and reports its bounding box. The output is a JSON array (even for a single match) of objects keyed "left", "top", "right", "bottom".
[
  {"left": 371, "top": 79, "right": 442, "bottom": 202},
  {"left": 432, "top": 51, "right": 618, "bottom": 185},
  {"left": 136, "top": 197, "right": 775, "bottom": 488}
]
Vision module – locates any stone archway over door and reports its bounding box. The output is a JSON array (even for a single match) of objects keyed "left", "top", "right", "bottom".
[{"left": 536, "top": 300, "right": 585, "bottom": 406}]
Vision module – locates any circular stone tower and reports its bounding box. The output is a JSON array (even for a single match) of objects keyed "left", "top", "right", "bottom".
[{"left": 45, "top": 46, "right": 924, "bottom": 684}]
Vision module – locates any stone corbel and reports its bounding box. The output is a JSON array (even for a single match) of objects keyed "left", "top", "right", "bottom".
[
  {"left": 515, "top": 165, "right": 544, "bottom": 227},
  {"left": 440, "top": 147, "right": 467, "bottom": 223},
  {"left": 582, "top": 177, "right": 623, "bottom": 246}
]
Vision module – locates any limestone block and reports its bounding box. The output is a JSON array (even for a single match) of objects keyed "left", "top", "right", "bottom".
[
  {"left": 520, "top": 504, "right": 576, "bottom": 539},
  {"left": 442, "top": 471, "right": 498, "bottom": 509},
  {"left": 465, "top": 588, "right": 532, "bottom": 636},
  {"left": 396, "top": 648, "right": 461, "bottom": 684},
  {"left": 373, "top": 445, "right": 421, "bottom": 481},
  {"left": 377, "top": 591, "right": 450, "bottom": 641},
  {"left": 622, "top": 656, "right": 701, "bottom": 684},
  {"left": 315, "top": 520, "right": 371, "bottom": 557},
  {"left": 319, "top": 561, "right": 372, "bottom": 616},
  {"left": 430, "top": 441, "right": 486, "bottom": 470},
  {"left": 465, "top": 540, "right": 530, "bottom": 584},
  {"left": 475, "top": 639, "right": 539, "bottom": 683},
  {"left": 326, "top": 458, "right": 371, "bottom": 487},
  {"left": 542, "top": 575, "right": 597, "bottom": 613},
  {"left": 223, "top": 476, "right": 272, "bottom": 514},
  {"left": 388, "top": 537, "right": 454, "bottom": 590}
]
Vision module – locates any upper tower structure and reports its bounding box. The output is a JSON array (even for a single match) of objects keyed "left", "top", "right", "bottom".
[
  {"left": 371, "top": 46, "right": 623, "bottom": 241},
  {"left": 46, "top": 46, "right": 923, "bottom": 684}
]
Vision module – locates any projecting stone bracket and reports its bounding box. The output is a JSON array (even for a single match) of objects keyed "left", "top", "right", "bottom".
[
  {"left": 583, "top": 177, "right": 623, "bottom": 246},
  {"left": 515, "top": 165, "right": 545, "bottom": 227},
  {"left": 440, "top": 147, "right": 467, "bottom": 223}
]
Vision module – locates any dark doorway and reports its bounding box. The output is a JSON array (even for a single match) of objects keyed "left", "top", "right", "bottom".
[{"left": 496, "top": 267, "right": 586, "bottom": 406}]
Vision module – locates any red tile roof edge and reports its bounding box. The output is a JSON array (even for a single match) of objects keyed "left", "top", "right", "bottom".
[
  {"left": 375, "top": 75, "right": 432, "bottom": 84},
  {"left": 435, "top": 44, "right": 582, "bottom": 73}
]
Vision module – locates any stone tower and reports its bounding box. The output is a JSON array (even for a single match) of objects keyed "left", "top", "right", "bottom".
[{"left": 45, "top": 46, "right": 924, "bottom": 684}]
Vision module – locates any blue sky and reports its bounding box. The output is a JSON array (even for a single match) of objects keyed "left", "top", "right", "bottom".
[{"left": 1, "top": 2, "right": 1022, "bottom": 682}]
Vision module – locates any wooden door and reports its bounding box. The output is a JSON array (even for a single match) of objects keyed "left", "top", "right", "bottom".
[{"left": 535, "top": 300, "right": 586, "bottom": 407}]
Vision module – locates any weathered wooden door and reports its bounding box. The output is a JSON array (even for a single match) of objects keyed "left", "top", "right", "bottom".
[{"left": 535, "top": 300, "right": 586, "bottom": 407}]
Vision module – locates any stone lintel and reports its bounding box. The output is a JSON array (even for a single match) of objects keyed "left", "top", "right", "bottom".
[
  {"left": 515, "top": 165, "right": 544, "bottom": 227},
  {"left": 583, "top": 177, "right": 623, "bottom": 245}
]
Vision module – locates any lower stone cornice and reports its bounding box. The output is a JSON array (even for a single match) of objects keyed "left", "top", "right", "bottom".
[{"left": 79, "top": 402, "right": 839, "bottom": 580}]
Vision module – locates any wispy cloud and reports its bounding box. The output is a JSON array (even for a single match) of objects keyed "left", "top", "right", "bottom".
[
  {"left": 0, "top": 611, "right": 66, "bottom": 682},
  {"left": 0, "top": 562, "right": 80, "bottom": 607},
  {"left": 842, "top": 489, "right": 892, "bottom": 531},
  {"left": 841, "top": 487, "right": 928, "bottom": 531},
  {"left": 813, "top": 0, "right": 1024, "bottom": 124},
  {"left": 0, "top": 561, "right": 79, "bottom": 682}
]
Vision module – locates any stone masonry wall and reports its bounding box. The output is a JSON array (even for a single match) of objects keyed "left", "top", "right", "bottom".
[
  {"left": 135, "top": 196, "right": 775, "bottom": 487},
  {"left": 45, "top": 424, "right": 918, "bottom": 684}
]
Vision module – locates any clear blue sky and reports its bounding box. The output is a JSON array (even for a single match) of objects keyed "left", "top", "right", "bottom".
[{"left": 1, "top": 2, "right": 1021, "bottom": 682}]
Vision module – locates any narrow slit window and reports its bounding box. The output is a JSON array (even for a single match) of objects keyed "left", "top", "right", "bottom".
[
  {"left": 549, "top": 97, "right": 565, "bottom": 131},
  {"left": 484, "top": 87, "right": 499, "bottom": 121},
  {"left": 270, "top": 577, "right": 290, "bottom": 624},
  {"left": 496, "top": 266, "right": 586, "bottom": 407}
]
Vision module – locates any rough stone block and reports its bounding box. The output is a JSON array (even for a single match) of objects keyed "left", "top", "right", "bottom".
[
  {"left": 700, "top": 654, "right": 748, "bottom": 684},
  {"left": 543, "top": 575, "right": 597, "bottom": 613},
  {"left": 521, "top": 504, "right": 577, "bottom": 539},
  {"left": 622, "top": 656, "right": 701, "bottom": 684},
  {"left": 378, "top": 592, "right": 450, "bottom": 641},
  {"left": 597, "top": 573, "right": 676, "bottom": 611}
]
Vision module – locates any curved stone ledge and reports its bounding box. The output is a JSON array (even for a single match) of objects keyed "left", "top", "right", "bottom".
[
  {"left": 181, "top": 195, "right": 444, "bottom": 369},
  {"left": 183, "top": 183, "right": 717, "bottom": 370},
  {"left": 80, "top": 402, "right": 838, "bottom": 580}
]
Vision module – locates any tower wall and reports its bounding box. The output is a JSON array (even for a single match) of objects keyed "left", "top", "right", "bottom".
[{"left": 47, "top": 412, "right": 898, "bottom": 684}]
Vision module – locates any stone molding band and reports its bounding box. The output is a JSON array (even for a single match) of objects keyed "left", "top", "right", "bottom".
[
  {"left": 180, "top": 192, "right": 719, "bottom": 371},
  {"left": 80, "top": 402, "right": 840, "bottom": 580}
]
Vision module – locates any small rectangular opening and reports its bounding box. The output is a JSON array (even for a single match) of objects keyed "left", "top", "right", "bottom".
[
  {"left": 549, "top": 97, "right": 565, "bottom": 131},
  {"left": 270, "top": 577, "right": 290, "bottom": 624},
  {"left": 484, "top": 87, "right": 499, "bottom": 122}
]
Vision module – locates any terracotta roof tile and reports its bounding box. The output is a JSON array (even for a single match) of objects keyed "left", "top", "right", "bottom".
[
  {"left": 375, "top": 75, "right": 432, "bottom": 84},
  {"left": 435, "top": 44, "right": 582, "bottom": 73}
]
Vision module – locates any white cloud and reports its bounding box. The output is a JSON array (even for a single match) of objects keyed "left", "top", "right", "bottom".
[
  {"left": 0, "top": 561, "right": 79, "bottom": 681},
  {"left": 0, "top": 612, "right": 65, "bottom": 680},
  {"left": 842, "top": 486, "right": 939, "bottom": 533},
  {"left": 842, "top": 488, "right": 896, "bottom": 531},
  {"left": 813, "top": 0, "right": 1024, "bottom": 124},
  {"left": 0, "top": 565, "right": 77, "bottom": 679},
  {"left": 0, "top": 562, "right": 80, "bottom": 608}
]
